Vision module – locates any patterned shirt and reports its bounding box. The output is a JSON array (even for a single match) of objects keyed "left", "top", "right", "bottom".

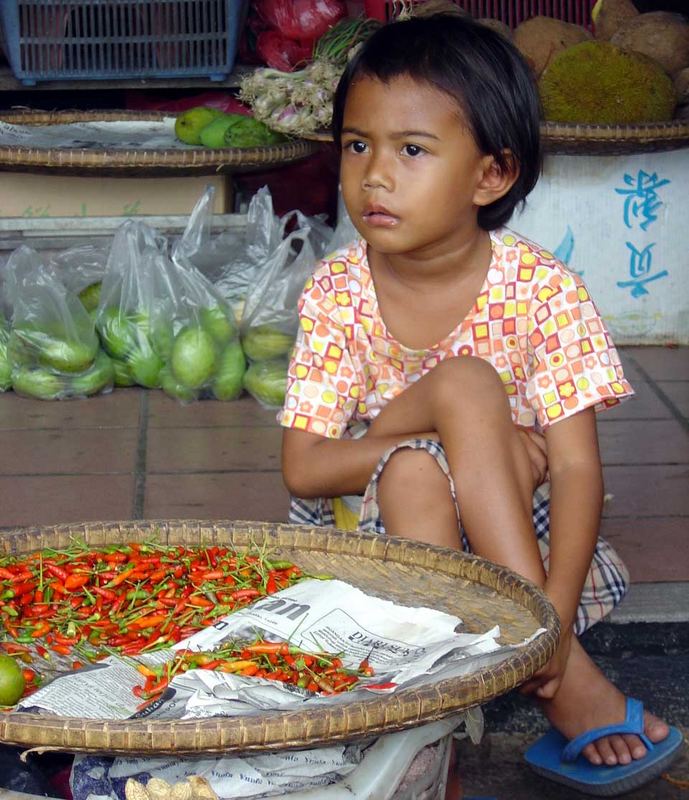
[{"left": 280, "top": 227, "right": 633, "bottom": 438}]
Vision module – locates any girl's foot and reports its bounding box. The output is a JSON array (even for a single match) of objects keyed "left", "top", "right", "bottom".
[{"left": 538, "top": 637, "right": 670, "bottom": 766}]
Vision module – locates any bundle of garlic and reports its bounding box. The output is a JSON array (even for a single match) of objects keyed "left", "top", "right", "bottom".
[{"left": 125, "top": 775, "right": 218, "bottom": 800}]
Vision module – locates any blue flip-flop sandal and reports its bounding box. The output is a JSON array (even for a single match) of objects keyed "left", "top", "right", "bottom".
[{"left": 524, "top": 697, "right": 684, "bottom": 796}]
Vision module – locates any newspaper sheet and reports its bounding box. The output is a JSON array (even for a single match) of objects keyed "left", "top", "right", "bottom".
[{"left": 0, "top": 119, "right": 183, "bottom": 151}]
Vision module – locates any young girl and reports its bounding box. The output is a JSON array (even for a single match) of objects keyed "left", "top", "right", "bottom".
[{"left": 280, "top": 13, "right": 679, "bottom": 793}]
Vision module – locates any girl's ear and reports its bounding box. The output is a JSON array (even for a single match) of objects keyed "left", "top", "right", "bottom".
[{"left": 473, "top": 150, "right": 519, "bottom": 208}]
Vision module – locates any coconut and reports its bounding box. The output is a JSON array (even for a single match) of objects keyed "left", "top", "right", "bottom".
[
  {"left": 514, "top": 16, "right": 591, "bottom": 78},
  {"left": 610, "top": 12, "right": 689, "bottom": 76},
  {"left": 539, "top": 40, "right": 677, "bottom": 124},
  {"left": 591, "top": 0, "right": 639, "bottom": 41}
]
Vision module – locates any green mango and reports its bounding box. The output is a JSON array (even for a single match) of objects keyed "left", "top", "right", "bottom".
[
  {"left": 38, "top": 337, "right": 98, "bottom": 374},
  {"left": 12, "top": 366, "right": 63, "bottom": 401},
  {"left": 98, "top": 307, "right": 138, "bottom": 359},
  {"left": 70, "top": 350, "right": 114, "bottom": 396},
  {"left": 242, "top": 325, "right": 294, "bottom": 362},
  {"left": 243, "top": 358, "right": 288, "bottom": 408},
  {"left": 175, "top": 106, "right": 225, "bottom": 145},
  {"left": 127, "top": 348, "right": 163, "bottom": 389},
  {"left": 200, "top": 305, "right": 236, "bottom": 347},
  {"left": 112, "top": 358, "right": 136, "bottom": 387},
  {"left": 159, "top": 365, "right": 199, "bottom": 403},
  {"left": 199, "top": 116, "right": 239, "bottom": 149},
  {"left": 170, "top": 326, "right": 217, "bottom": 389},
  {"left": 78, "top": 282, "right": 102, "bottom": 312},
  {"left": 0, "top": 331, "right": 11, "bottom": 391},
  {"left": 211, "top": 339, "right": 246, "bottom": 401},
  {"left": 224, "top": 115, "right": 286, "bottom": 148}
]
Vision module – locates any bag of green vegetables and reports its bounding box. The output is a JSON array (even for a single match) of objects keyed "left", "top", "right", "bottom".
[{"left": 2, "top": 245, "right": 113, "bottom": 400}]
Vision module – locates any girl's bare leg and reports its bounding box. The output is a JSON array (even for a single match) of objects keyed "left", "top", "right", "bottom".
[{"left": 375, "top": 357, "right": 669, "bottom": 765}]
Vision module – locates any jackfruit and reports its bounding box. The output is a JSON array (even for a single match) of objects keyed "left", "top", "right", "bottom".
[
  {"left": 539, "top": 41, "right": 677, "bottom": 124},
  {"left": 514, "top": 16, "right": 591, "bottom": 78}
]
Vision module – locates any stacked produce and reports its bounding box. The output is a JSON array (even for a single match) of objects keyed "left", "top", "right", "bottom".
[
  {"left": 0, "top": 540, "right": 308, "bottom": 705},
  {"left": 174, "top": 108, "right": 286, "bottom": 148},
  {"left": 513, "top": 2, "right": 689, "bottom": 123},
  {"left": 3, "top": 246, "right": 114, "bottom": 401}
]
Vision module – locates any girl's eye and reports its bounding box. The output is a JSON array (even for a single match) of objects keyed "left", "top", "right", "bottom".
[
  {"left": 402, "top": 144, "right": 425, "bottom": 157},
  {"left": 345, "top": 140, "right": 368, "bottom": 154}
]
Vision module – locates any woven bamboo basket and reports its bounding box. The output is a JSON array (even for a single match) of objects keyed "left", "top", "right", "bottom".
[
  {"left": 0, "top": 520, "right": 559, "bottom": 756},
  {"left": 0, "top": 110, "right": 320, "bottom": 176},
  {"left": 303, "top": 120, "right": 689, "bottom": 155}
]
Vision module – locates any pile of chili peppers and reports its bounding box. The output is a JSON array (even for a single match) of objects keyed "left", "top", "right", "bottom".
[
  {"left": 0, "top": 541, "right": 305, "bottom": 682},
  {"left": 134, "top": 639, "right": 376, "bottom": 702}
]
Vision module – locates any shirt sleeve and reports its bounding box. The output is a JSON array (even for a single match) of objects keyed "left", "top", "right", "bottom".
[
  {"left": 279, "top": 271, "right": 360, "bottom": 439},
  {"left": 526, "top": 266, "right": 634, "bottom": 428}
]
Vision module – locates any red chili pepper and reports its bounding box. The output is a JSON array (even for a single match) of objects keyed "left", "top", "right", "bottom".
[
  {"left": 231, "top": 589, "right": 260, "bottom": 601},
  {"left": 91, "top": 586, "right": 117, "bottom": 602},
  {"left": 51, "top": 643, "right": 72, "bottom": 655},
  {"left": 31, "top": 622, "right": 51, "bottom": 639},
  {"left": 0, "top": 566, "right": 15, "bottom": 580},
  {"left": 188, "top": 595, "right": 213, "bottom": 608},
  {"left": 130, "top": 614, "right": 168, "bottom": 631},
  {"left": 45, "top": 563, "right": 69, "bottom": 582},
  {"left": 64, "top": 573, "right": 90, "bottom": 591},
  {"left": 106, "top": 566, "right": 137, "bottom": 587},
  {"left": 266, "top": 573, "right": 278, "bottom": 594}
]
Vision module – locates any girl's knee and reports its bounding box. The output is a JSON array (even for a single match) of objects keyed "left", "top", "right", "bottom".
[{"left": 378, "top": 448, "right": 449, "bottom": 496}]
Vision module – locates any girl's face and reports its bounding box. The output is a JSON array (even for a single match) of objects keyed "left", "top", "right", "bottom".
[{"left": 340, "top": 74, "right": 492, "bottom": 259}]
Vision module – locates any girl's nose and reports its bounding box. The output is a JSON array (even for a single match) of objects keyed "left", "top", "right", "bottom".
[{"left": 362, "top": 154, "right": 393, "bottom": 191}]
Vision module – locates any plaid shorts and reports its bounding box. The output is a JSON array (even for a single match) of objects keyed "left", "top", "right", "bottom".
[{"left": 289, "top": 438, "right": 629, "bottom": 636}]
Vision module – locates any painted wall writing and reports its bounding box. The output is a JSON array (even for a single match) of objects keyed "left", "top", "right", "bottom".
[{"left": 513, "top": 149, "right": 689, "bottom": 345}]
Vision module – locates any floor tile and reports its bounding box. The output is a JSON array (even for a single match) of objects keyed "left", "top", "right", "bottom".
[
  {"left": 602, "top": 465, "right": 689, "bottom": 518},
  {"left": 0, "top": 389, "right": 143, "bottom": 430},
  {"left": 623, "top": 346, "right": 689, "bottom": 381},
  {"left": 147, "top": 394, "right": 278, "bottom": 428},
  {"left": 601, "top": 517, "right": 689, "bottom": 583},
  {"left": 599, "top": 381, "right": 672, "bottom": 420},
  {"left": 0, "top": 428, "right": 140, "bottom": 475},
  {"left": 597, "top": 419, "right": 689, "bottom": 464},
  {"left": 146, "top": 426, "right": 282, "bottom": 472},
  {"left": 0, "top": 474, "right": 135, "bottom": 527},
  {"left": 656, "top": 381, "right": 689, "bottom": 418},
  {"left": 144, "top": 472, "right": 289, "bottom": 521}
]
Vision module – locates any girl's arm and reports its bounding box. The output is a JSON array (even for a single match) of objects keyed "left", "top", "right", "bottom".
[
  {"left": 282, "top": 427, "right": 435, "bottom": 498},
  {"left": 542, "top": 407, "right": 603, "bottom": 632}
]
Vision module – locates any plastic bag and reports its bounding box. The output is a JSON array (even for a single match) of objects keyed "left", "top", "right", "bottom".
[
  {"left": 254, "top": 0, "right": 347, "bottom": 41},
  {"left": 96, "top": 220, "right": 175, "bottom": 390},
  {"left": 49, "top": 243, "right": 109, "bottom": 313},
  {"left": 103, "top": 218, "right": 245, "bottom": 402},
  {"left": 2, "top": 246, "right": 113, "bottom": 401},
  {"left": 173, "top": 186, "right": 283, "bottom": 322},
  {"left": 239, "top": 207, "right": 332, "bottom": 407}
]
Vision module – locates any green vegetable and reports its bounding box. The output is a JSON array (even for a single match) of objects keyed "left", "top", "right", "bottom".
[
  {"left": 160, "top": 365, "right": 199, "bottom": 403},
  {"left": 200, "top": 305, "right": 236, "bottom": 347},
  {"left": 12, "top": 366, "right": 63, "bottom": 400},
  {"left": 242, "top": 325, "right": 294, "bottom": 362},
  {"left": 170, "top": 326, "right": 217, "bottom": 389},
  {"left": 70, "top": 350, "right": 114, "bottom": 396},
  {"left": 211, "top": 339, "right": 246, "bottom": 401},
  {"left": 151, "top": 318, "right": 175, "bottom": 360},
  {"left": 243, "top": 358, "right": 288, "bottom": 408},
  {"left": 78, "top": 282, "right": 102, "bottom": 312}
]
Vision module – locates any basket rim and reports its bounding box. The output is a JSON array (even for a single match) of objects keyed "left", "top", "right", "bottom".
[
  {"left": 0, "top": 519, "right": 560, "bottom": 755},
  {"left": 0, "top": 110, "right": 319, "bottom": 172}
]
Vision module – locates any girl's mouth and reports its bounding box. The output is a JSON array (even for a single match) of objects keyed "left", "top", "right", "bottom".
[{"left": 362, "top": 206, "right": 399, "bottom": 227}]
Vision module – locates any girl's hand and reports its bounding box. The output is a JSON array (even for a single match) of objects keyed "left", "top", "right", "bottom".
[
  {"left": 516, "top": 426, "right": 548, "bottom": 489},
  {"left": 519, "top": 627, "right": 572, "bottom": 699}
]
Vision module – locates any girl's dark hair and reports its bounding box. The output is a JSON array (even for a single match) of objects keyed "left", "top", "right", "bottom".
[{"left": 332, "top": 14, "right": 542, "bottom": 230}]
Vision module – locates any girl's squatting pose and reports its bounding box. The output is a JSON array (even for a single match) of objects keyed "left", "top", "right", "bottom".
[{"left": 280, "top": 13, "right": 674, "bottom": 780}]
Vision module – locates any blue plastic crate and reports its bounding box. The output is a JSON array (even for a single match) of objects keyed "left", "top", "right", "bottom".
[{"left": 0, "top": 0, "right": 247, "bottom": 85}]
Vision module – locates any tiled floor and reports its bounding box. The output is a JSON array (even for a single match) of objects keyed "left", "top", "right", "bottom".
[{"left": 0, "top": 347, "right": 687, "bottom": 584}]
